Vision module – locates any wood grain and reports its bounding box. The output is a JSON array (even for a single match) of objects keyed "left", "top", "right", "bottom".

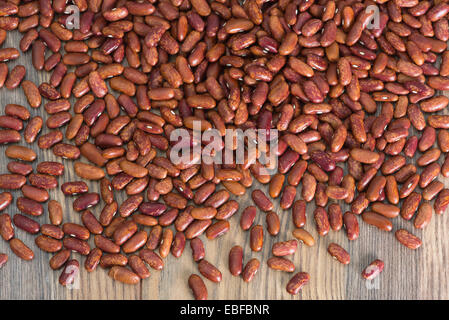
[{"left": 0, "top": 29, "right": 448, "bottom": 301}]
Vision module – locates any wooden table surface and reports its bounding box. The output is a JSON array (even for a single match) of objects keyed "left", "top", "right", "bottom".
[{"left": 0, "top": 29, "right": 448, "bottom": 301}]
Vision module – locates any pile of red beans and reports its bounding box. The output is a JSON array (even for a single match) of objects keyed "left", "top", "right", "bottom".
[{"left": 1, "top": 0, "right": 449, "bottom": 300}]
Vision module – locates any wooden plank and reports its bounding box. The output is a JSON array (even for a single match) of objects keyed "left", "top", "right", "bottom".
[{"left": 0, "top": 28, "right": 448, "bottom": 300}]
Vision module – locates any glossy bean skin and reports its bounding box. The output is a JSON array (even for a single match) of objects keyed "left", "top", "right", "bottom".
[
  {"left": 286, "top": 272, "right": 310, "bottom": 295},
  {"left": 228, "top": 245, "right": 243, "bottom": 276},
  {"left": 188, "top": 274, "right": 207, "bottom": 300}
]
